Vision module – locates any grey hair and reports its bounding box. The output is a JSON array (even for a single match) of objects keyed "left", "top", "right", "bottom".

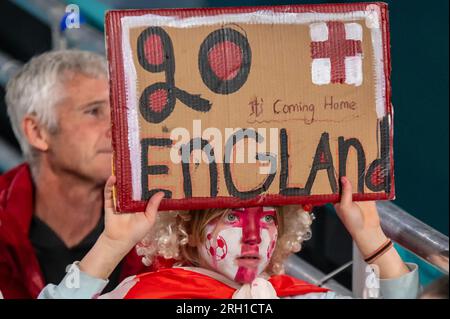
[{"left": 5, "top": 49, "right": 108, "bottom": 164}]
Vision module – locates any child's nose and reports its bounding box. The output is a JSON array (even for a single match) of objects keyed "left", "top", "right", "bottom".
[{"left": 242, "top": 220, "right": 261, "bottom": 245}]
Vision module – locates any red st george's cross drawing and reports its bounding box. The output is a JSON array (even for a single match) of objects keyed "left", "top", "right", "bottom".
[{"left": 105, "top": 3, "right": 394, "bottom": 212}]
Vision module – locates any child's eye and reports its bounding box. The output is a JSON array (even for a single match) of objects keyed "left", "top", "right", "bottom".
[
  {"left": 225, "top": 213, "right": 238, "bottom": 222},
  {"left": 263, "top": 215, "right": 275, "bottom": 223}
]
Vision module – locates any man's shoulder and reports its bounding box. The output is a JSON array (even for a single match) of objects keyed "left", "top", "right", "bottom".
[
  {"left": 0, "top": 164, "right": 44, "bottom": 299},
  {"left": 0, "top": 163, "right": 34, "bottom": 233},
  {"left": 0, "top": 163, "right": 31, "bottom": 191}
]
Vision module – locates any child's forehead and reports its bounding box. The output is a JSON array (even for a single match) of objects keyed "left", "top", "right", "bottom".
[{"left": 231, "top": 206, "right": 276, "bottom": 212}]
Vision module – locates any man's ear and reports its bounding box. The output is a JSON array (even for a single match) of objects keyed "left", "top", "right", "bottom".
[{"left": 22, "top": 115, "right": 50, "bottom": 152}]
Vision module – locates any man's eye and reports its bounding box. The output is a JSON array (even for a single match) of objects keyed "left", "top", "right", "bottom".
[
  {"left": 85, "top": 108, "right": 100, "bottom": 116},
  {"left": 88, "top": 109, "right": 99, "bottom": 115}
]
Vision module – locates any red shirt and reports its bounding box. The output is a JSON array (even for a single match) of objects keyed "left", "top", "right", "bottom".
[
  {"left": 0, "top": 163, "right": 166, "bottom": 299},
  {"left": 123, "top": 268, "right": 329, "bottom": 299}
]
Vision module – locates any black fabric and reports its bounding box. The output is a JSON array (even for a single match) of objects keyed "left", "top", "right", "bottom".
[{"left": 29, "top": 214, "right": 122, "bottom": 293}]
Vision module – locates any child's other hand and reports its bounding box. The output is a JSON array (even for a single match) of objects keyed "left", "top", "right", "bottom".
[{"left": 334, "top": 176, "right": 381, "bottom": 239}]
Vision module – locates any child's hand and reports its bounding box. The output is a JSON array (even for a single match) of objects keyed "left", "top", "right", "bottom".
[
  {"left": 334, "top": 176, "right": 382, "bottom": 241},
  {"left": 334, "top": 176, "right": 409, "bottom": 279},
  {"left": 102, "top": 176, "right": 164, "bottom": 252},
  {"left": 79, "top": 176, "right": 164, "bottom": 280}
]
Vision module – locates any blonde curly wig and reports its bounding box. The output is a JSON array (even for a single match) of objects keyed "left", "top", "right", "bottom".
[{"left": 136, "top": 205, "right": 313, "bottom": 275}]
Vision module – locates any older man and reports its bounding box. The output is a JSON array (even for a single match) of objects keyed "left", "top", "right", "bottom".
[{"left": 0, "top": 50, "right": 158, "bottom": 298}]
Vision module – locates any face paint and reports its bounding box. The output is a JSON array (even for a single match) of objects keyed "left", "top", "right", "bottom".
[{"left": 198, "top": 207, "right": 278, "bottom": 284}]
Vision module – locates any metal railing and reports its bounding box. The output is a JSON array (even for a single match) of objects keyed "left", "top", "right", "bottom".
[
  {"left": 353, "top": 201, "right": 448, "bottom": 297},
  {"left": 0, "top": 51, "right": 23, "bottom": 172},
  {"left": 377, "top": 200, "right": 449, "bottom": 274},
  {"left": 285, "top": 254, "right": 353, "bottom": 296},
  {"left": 0, "top": 51, "right": 21, "bottom": 87},
  {"left": 287, "top": 200, "right": 448, "bottom": 298}
]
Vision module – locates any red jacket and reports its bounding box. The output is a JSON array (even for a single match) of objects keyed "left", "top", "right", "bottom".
[
  {"left": 123, "top": 268, "right": 329, "bottom": 299},
  {"left": 0, "top": 163, "right": 162, "bottom": 299}
]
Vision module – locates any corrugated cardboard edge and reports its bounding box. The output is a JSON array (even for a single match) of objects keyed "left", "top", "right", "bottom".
[{"left": 105, "top": 3, "right": 394, "bottom": 212}]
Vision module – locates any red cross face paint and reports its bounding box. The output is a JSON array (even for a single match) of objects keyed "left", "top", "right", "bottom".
[{"left": 199, "top": 207, "right": 278, "bottom": 284}]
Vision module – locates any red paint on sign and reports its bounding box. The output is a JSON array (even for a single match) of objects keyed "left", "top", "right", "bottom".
[
  {"left": 208, "top": 41, "right": 243, "bottom": 80},
  {"left": 311, "top": 21, "right": 362, "bottom": 84}
]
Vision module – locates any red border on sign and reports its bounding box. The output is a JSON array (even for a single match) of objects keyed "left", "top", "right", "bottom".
[{"left": 105, "top": 2, "right": 394, "bottom": 212}]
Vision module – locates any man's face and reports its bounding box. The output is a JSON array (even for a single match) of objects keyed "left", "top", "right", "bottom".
[
  {"left": 198, "top": 207, "right": 278, "bottom": 284},
  {"left": 45, "top": 73, "right": 112, "bottom": 184}
]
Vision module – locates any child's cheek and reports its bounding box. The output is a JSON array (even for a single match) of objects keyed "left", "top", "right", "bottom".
[
  {"left": 266, "top": 226, "right": 278, "bottom": 240},
  {"left": 204, "top": 224, "right": 236, "bottom": 261},
  {"left": 267, "top": 233, "right": 278, "bottom": 260}
]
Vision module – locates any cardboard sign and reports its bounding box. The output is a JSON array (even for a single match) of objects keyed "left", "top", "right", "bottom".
[{"left": 106, "top": 3, "right": 394, "bottom": 212}]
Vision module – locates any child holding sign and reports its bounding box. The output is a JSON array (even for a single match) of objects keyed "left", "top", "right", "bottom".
[{"left": 38, "top": 176, "right": 418, "bottom": 299}]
